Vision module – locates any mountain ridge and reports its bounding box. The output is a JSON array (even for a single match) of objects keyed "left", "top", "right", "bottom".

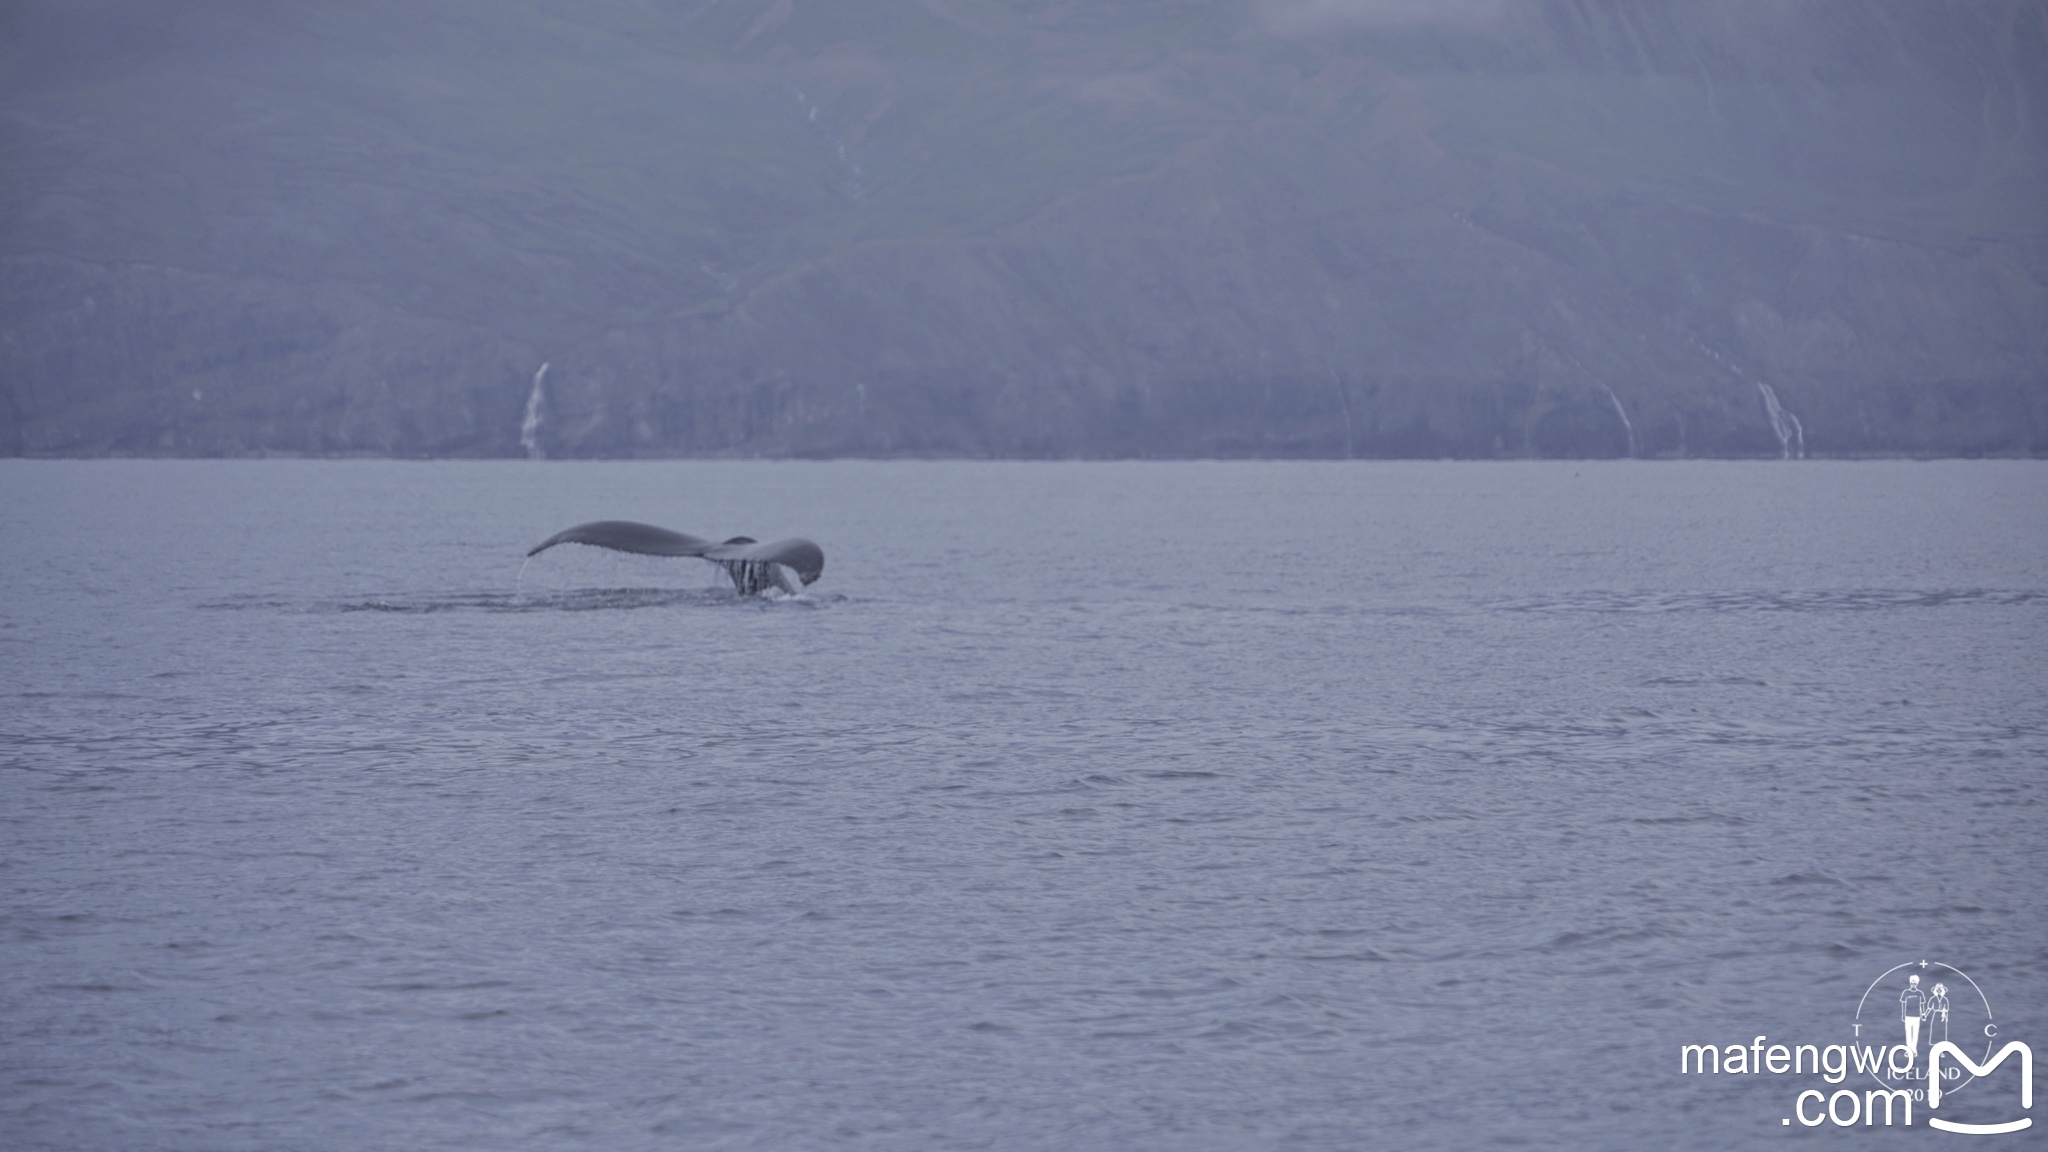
[{"left": 2, "top": 0, "right": 2043, "bottom": 457}]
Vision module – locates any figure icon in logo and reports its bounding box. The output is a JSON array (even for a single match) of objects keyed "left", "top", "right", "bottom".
[
  {"left": 1926, "top": 982, "right": 1950, "bottom": 1048},
  {"left": 1900, "top": 974, "right": 1927, "bottom": 1065},
  {"left": 1854, "top": 958, "right": 2026, "bottom": 1132}
]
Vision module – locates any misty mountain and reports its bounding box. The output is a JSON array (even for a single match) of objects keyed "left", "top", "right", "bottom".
[{"left": 3, "top": 0, "right": 2044, "bottom": 457}]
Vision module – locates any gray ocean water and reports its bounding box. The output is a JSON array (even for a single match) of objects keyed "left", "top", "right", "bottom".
[{"left": 3, "top": 459, "right": 2044, "bottom": 1150}]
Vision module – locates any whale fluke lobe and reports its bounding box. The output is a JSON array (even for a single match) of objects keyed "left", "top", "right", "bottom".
[
  {"left": 526, "top": 520, "right": 715, "bottom": 559},
  {"left": 525, "top": 520, "right": 824, "bottom": 593},
  {"left": 705, "top": 537, "right": 826, "bottom": 594}
]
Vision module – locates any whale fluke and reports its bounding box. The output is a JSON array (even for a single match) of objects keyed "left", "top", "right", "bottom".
[
  {"left": 525, "top": 520, "right": 823, "bottom": 593},
  {"left": 526, "top": 520, "right": 714, "bottom": 559}
]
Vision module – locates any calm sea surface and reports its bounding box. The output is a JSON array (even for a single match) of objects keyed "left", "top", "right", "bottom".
[{"left": 2, "top": 460, "right": 2044, "bottom": 1150}]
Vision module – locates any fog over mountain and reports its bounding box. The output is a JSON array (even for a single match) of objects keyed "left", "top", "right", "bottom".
[{"left": 3, "top": 0, "right": 2043, "bottom": 457}]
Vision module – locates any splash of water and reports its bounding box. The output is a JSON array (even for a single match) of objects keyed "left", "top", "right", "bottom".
[
  {"left": 520, "top": 363, "right": 549, "bottom": 459},
  {"left": 717, "top": 560, "right": 801, "bottom": 597},
  {"left": 1756, "top": 381, "right": 1805, "bottom": 460}
]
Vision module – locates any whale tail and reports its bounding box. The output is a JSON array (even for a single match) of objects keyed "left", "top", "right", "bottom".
[{"left": 525, "top": 521, "right": 824, "bottom": 593}]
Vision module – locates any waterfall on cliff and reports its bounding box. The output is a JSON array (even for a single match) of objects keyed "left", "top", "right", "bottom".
[
  {"left": 1756, "top": 382, "right": 1805, "bottom": 460},
  {"left": 520, "top": 363, "right": 549, "bottom": 459},
  {"left": 1601, "top": 384, "right": 1637, "bottom": 458}
]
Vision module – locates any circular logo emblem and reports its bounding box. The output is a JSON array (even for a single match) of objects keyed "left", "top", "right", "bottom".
[{"left": 1852, "top": 960, "right": 1999, "bottom": 1097}]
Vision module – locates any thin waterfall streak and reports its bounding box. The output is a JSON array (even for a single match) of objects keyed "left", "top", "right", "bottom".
[
  {"left": 520, "top": 362, "right": 550, "bottom": 459},
  {"left": 1329, "top": 369, "right": 1355, "bottom": 460},
  {"left": 1756, "top": 381, "right": 1805, "bottom": 460},
  {"left": 1601, "top": 384, "right": 1637, "bottom": 458}
]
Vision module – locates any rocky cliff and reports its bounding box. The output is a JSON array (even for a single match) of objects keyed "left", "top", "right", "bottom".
[{"left": 3, "top": 0, "right": 2043, "bottom": 457}]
